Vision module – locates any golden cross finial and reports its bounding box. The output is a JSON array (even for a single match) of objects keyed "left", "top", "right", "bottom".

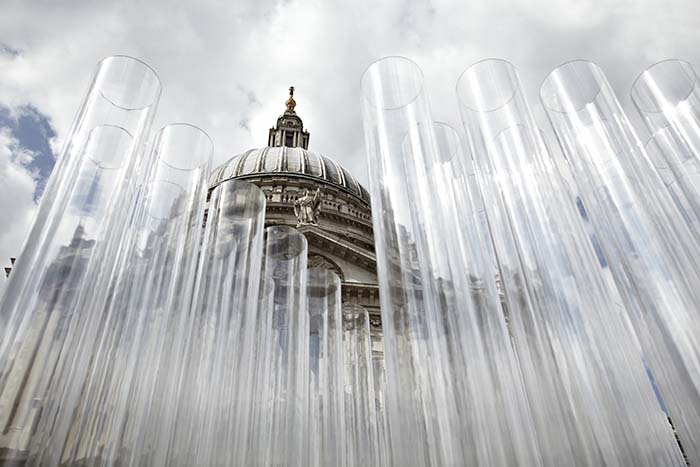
[{"left": 286, "top": 85, "right": 297, "bottom": 111}]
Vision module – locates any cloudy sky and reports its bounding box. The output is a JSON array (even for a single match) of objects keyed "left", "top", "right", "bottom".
[{"left": 1, "top": 0, "right": 699, "bottom": 266}]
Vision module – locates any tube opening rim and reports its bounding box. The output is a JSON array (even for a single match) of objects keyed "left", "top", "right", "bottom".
[
  {"left": 215, "top": 179, "right": 266, "bottom": 221},
  {"left": 96, "top": 55, "right": 162, "bottom": 111},
  {"left": 631, "top": 59, "right": 698, "bottom": 114},
  {"left": 456, "top": 58, "right": 519, "bottom": 113},
  {"left": 265, "top": 225, "right": 308, "bottom": 260},
  {"left": 307, "top": 267, "right": 341, "bottom": 297},
  {"left": 85, "top": 124, "right": 134, "bottom": 170},
  {"left": 433, "top": 121, "right": 462, "bottom": 164},
  {"left": 360, "top": 55, "right": 425, "bottom": 111},
  {"left": 145, "top": 179, "right": 190, "bottom": 221},
  {"left": 643, "top": 125, "right": 692, "bottom": 155},
  {"left": 155, "top": 123, "right": 214, "bottom": 171},
  {"left": 539, "top": 59, "right": 606, "bottom": 114}
]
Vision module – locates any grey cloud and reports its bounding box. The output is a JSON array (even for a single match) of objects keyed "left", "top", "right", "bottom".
[
  {"left": 239, "top": 118, "right": 252, "bottom": 133},
  {"left": 0, "top": 0, "right": 699, "bottom": 190},
  {"left": 0, "top": 129, "right": 39, "bottom": 263},
  {"left": 0, "top": 43, "right": 20, "bottom": 56}
]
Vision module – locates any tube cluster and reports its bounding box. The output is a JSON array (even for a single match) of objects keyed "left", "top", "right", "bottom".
[
  {"left": 361, "top": 57, "right": 700, "bottom": 466},
  {"left": 1, "top": 54, "right": 700, "bottom": 466},
  {"left": 0, "top": 56, "right": 383, "bottom": 466}
]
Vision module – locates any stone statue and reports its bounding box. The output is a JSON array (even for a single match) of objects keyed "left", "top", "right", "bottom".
[{"left": 294, "top": 188, "right": 322, "bottom": 226}]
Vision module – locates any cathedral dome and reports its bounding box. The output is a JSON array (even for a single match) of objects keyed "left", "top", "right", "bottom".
[{"left": 208, "top": 146, "right": 370, "bottom": 204}]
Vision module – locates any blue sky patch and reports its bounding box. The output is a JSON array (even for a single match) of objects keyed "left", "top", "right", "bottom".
[{"left": 0, "top": 104, "right": 56, "bottom": 200}]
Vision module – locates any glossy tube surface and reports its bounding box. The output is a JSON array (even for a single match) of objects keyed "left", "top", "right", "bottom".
[
  {"left": 0, "top": 56, "right": 160, "bottom": 458},
  {"left": 541, "top": 60, "right": 700, "bottom": 465},
  {"left": 26, "top": 124, "right": 212, "bottom": 466},
  {"left": 343, "top": 304, "right": 379, "bottom": 467},
  {"left": 632, "top": 61, "right": 700, "bottom": 229},
  {"left": 361, "top": 55, "right": 540, "bottom": 466},
  {"left": 632, "top": 60, "right": 700, "bottom": 156},
  {"left": 644, "top": 127, "right": 700, "bottom": 235},
  {"left": 431, "top": 121, "right": 543, "bottom": 465},
  {"left": 262, "top": 226, "right": 309, "bottom": 467},
  {"left": 361, "top": 56, "right": 465, "bottom": 466},
  {"left": 306, "top": 268, "right": 345, "bottom": 467},
  {"left": 459, "top": 59, "right": 684, "bottom": 466},
  {"left": 167, "top": 179, "right": 265, "bottom": 466}
]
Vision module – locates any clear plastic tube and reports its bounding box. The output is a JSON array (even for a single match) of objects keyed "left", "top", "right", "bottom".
[
  {"left": 458, "top": 58, "right": 685, "bottom": 466},
  {"left": 306, "top": 267, "right": 345, "bottom": 467},
  {"left": 167, "top": 179, "right": 266, "bottom": 466},
  {"left": 431, "top": 121, "right": 544, "bottom": 465},
  {"left": 361, "top": 56, "right": 467, "bottom": 466},
  {"left": 246, "top": 275, "right": 275, "bottom": 466},
  {"left": 632, "top": 60, "right": 700, "bottom": 157},
  {"left": 108, "top": 130, "right": 212, "bottom": 467},
  {"left": 262, "top": 225, "right": 309, "bottom": 467},
  {"left": 644, "top": 127, "right": 700, "bottom": 235},
  {"left": 342, "top": 304, "right": 379, "bottom": 467},
  {"left": 101, "top": 124, "right": 211, "bottom": 465},
  {"left": 371, "top": 349, "right": 390, "bottom": 467},
  {"left": 0, "top": 56, "right": 160, "bottom": 460},
  {"left": 541, "top": 60, "right": 700, "bottom": 465},
  {"left": 361, "top": 56, "right": 540, "bottom": 466},
  {"left": 632, "top": 60, "right": 700, "bottom": 231},
  {"left": 26, "top": 124, "right": 212, "bottom": 466}
]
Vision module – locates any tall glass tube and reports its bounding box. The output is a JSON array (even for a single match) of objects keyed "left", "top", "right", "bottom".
[
  {"left": 25, "top": 124, "right": 212, "bottom": 466},
  {"left": 263, "top": 225, "right": 309, "bottom": 467},
  {"left": 643, "top": 128, "right": 700, "bottom": 235},
  {"left": 0, "top": 56, "right": 160, "bottom": 460},
  {"left": 166, "top": 179, "right": 266, "bottom": 467},
  {"left": 306, "top": 267, "right": 345, "bottom": 467},
  {"left": 342, "top": 304, "right": 379, "bottom": 467},
  {"left": 632, "top": 60, "right": 700, "bottom": 231},
  {"left": 541, "top": 60, "right": 700, "bottom": 465},
  {"left": 371, "top": 348, "right": 390, "bottom": 467},
  {"left": 632, "top": 60, "right": 700, "bottom": 156},
  {"left": 458, "top": 59, "right": 685, "bottom": 466},
  {"left": 430, "top": 121, "right": 543, "bottom": 466},
  {"left": 246, "top": 275, "right": 275, "bottom": 466},
  {"left": 361, "top": 56, "right": 465, "bottom": 466},
  {"left": 361, "top": 56, "right": 539, "bottom": 466}
]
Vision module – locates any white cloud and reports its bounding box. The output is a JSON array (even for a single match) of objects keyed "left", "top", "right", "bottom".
[
  {"left": 0, "top": 129, "right": 39, "bottom": 267},
  {"left": 0, "top": 0, "right": 699, "bottom": 190}
]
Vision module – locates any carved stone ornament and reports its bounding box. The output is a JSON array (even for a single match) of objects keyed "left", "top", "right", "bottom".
[
  {"left": 307, "top": 254, "right": 344, "bottom": 279},
  {"left": 293, "top": 188, "right": 322, "bottom": 227},
  {"left": 369, "top": 313, "right": 382, "bottom": 328}
]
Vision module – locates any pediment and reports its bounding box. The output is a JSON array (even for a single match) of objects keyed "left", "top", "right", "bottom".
[{"left": 297, "top": 225, "right": 376, "bottom": 275}]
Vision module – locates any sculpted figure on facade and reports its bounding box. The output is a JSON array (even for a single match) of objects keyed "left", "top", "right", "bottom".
[{"left": 294, "top": 188, "right": 322, "bottom": 226}]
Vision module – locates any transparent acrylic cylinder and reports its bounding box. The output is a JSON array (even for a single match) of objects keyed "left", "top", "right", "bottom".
[
  {"left": 262, "top": 225, "right": 309, "bottom": 467},
  {"left": 306, "top": 267, "right": 345, "bottom": 467},
  {"left": 542, "top": 59, "right": 700, "bottom": 465},
  {"left": 361, "top": 56, "right": 465, "bottom": 466},
  {"left": 361, "top": 55, "right": 540, "bottom": 466},
  {"left": 458, "top": 58, "right": 684, "bottom": 467},
  {"left": 0, "top": 56, "right": 160, "bottom": 459},
  {"left": 342, "top": 304, "right": 379, "bottom": 467},
  {"left": 29, "top": 124, "right": 212, "bottom": 467},
  {"left": 168, "top": 179, "right": 266, "bottom": 467},
  {"left": 632, "top": 60, "right": 700, "bottom": 229}
]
